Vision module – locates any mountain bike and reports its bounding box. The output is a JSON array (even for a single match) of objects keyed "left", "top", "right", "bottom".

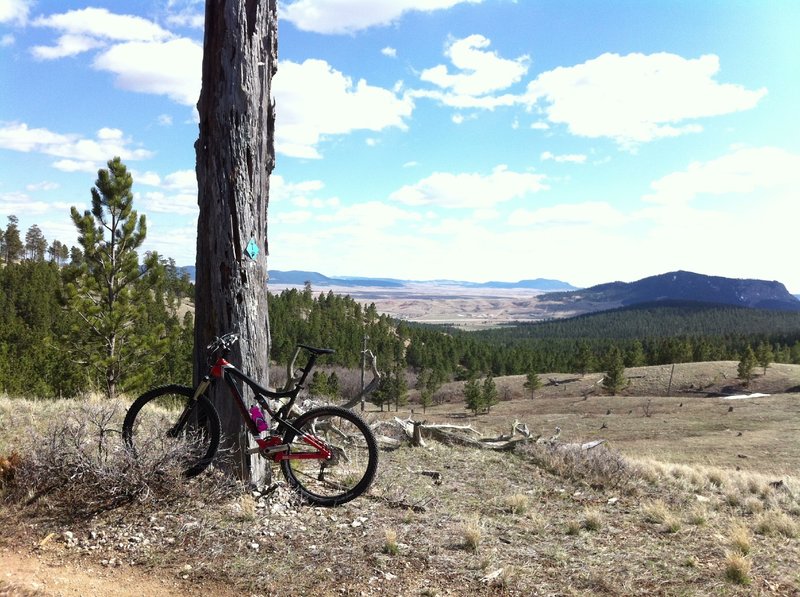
[{"left": 122, "top": 332, "right": 378, "bottom": 506}]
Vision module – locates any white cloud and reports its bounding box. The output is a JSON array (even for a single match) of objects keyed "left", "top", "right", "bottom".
[
  {"left": 0, "top": 122, "right": 153, "bottom": 174},
  {"left": 93, "top": 38, "right": 202, "bottom": 106},
  {"left": 25, "top": 181, "right": 59, "bottom": 191},
  {"left": 269, "top": 175, "right": 340, "bottom": 215},
  {"left": 381, "top": 47, "right": 397, "bottom": 58},
  {"left": 508, "top": 201, "right": 625, "bottom": 227},
  {"left": 139, "top": 191, "right": 197, "bottom": 216},
  {"left": 0, "top": 191, "right": 70, "bottom": 216},
  {"left": 643, "top": 146, "right": 800, "bottom": 205},
  {"left": 32, "top": 34, "right": 106, "bottom": 59},
  {"left": 144, "top": 222, "right": 198, "bottom": 265},
  {"left": 270, "top": 175, "right": 325, "bottom": 202},
  {"left": 162, "top": 169, "right": 197, "bottom": 192},
  {"left": 273, "top": 59, "right": 413, "bottom": 158},
  {"left": 420, "top": 34, "right": 529, "bottom": 96},
  {"left": 52, "top": 159, "right": 98, "bottom": 173},
  {"left": 390, "top": 165, "right": 548, "bottom": 209},
  {"left": 0, "top": 122, "right": 71, "bottom": 151},
  {"left": 0, "top": 0, "right": 32, "bottom": 25},
  {"left": 319, "top": 201, "right": 420, "bottom": 229},
  {"left": 134, "top": 171, "right": 162, "bottom": 186},
  {"left": 157, "top": 114, "right": 173, "bottom": 126},
  {"left": 1, "top": 33, "right": 15, "bottom": 46},
  {"left": 164, "top": 0, "right": 205, "bottom": 29},
  {"left": 540, "top": 151, "right": 587, "bottom": 164},
  {"left": 0, "top": 122, "right": 153, "bottom": 170},
  {"left": 531, "top": 121, "right": 549, "bottom": 130},
  {"left": 409, "top": 87, "right": 518, "bottom": 110},
  {"left": 29, "top": 8, "right": 200, "bottom": 106},
  {"left": 452, "top": 114, "right": 464, "bottom": 124},
  {"left": 32, "top": 8, "right": 172, "bottom": 43},
  {"left": 282, "top": 0, "right": 482, "bottom": 34},
  {"left": 272, "top": 210, "right": 313, "bottom": 226},
  {"left": 524, "top": 52, "right": 767, "bottom": 147}
]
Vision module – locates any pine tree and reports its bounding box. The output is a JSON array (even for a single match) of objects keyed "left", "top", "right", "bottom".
[
  {"left": 737, "top": 346, "right": 757, "bottom": 387},
  {"left": 482, "top": 375, "right": 499, "bottom": 413},
  {"left": 754, "top": 342, "right": 773, "bottom": 375},
  {"left": 24, "top": 224, "right": 48, "bottom": 261},
  {"left": 464, "top": 376, "right": 482, "bottom": 415},
  {"left": 625, "top": 340, "right": 646, "bottom": 367},
  {"left": 575, "top": 341, "right": 597, "bottom": 376},
  {"left": 308, "top": 370, "right": 331, "bottom": 397},
  {"left": 327, "top": 371, "right": 340, "bottom": 398},
  {"left": 65, "top": 157, "right": 165, "bottom": 400},
  {"left": 4, "top": 216, "right": 23, "bottom": 264},
  {"left": 523, "top": 370, "right": 542, "bottom": 399},
  {"left": 390, "top": 365, "right": 409, "bottom": 411},
  {"left": 601, "top": 345, "right": 628, "bottom": 396},
  {"left": 416, "top": 367, "right": 444, "bottom": 414}
]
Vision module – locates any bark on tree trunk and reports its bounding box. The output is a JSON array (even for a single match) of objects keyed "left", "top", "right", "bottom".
[{"left": 194, "top": 0, "right": 277, "bottom": 484}]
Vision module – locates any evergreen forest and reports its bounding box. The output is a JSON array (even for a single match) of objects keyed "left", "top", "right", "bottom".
[
  {"left": 5, "top": 247, "right": 800, "bottom": 400},
  {"left": 3, "top": 156, "right": 800, "bottom": 400}
]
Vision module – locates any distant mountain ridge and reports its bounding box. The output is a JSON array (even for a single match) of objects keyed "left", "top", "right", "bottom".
[
  {"left": 267, "top": 270, "right": 577, "bottom": 290},
  {"left": 179, "top": 266, "right": 577, "bottom": 291},
  {"left": 542, "top": 270, "right": 800, "bottom": 312}
]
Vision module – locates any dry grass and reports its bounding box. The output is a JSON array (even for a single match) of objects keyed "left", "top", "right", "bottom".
[
  {"left": 382, "top": 527, "right": 399, "bottom": 555},
  {"left": 729, "top": 523, "right": 752, "bottom": 555},
  {"left": 754, "top": 510, "right": 799, "bottom": 538},
  {"left": 582, "top": 507, "right": 603, "bottom": 531},
  {"left": 502, "top": 493, "right": 530, "bottom": 515},
  {"left": 724, "top": 552, "right": 752, "bottom": 586},
  {"left": 2, "top": 365, "right": 800, "bottom": 596},
  {"left": 461, "top": 515, "right": 483, "bottom": 552}
]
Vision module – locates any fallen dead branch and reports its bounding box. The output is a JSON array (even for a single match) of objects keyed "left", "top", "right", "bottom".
[{"left": 383, "top": 418, "right": 579, "bottom": 452}]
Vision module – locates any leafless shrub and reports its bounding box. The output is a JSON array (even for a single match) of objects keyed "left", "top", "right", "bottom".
[
  {"left": 520, "top": 442, "right": 634, "bottom": 489},
  {"left": 4, "top": 400, "right": 237, "bottom": 518}
]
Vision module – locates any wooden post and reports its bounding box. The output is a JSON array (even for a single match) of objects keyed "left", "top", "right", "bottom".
[{"left": 194, "top": 0, "right": 277, "bottom": 484}]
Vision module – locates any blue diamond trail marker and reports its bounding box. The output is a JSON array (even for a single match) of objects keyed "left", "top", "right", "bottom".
[{"left": 246, "top": 238, "right": 259, "bottom": 260}]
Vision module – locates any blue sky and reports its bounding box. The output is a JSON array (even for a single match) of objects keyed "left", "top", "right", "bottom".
[{"left": 2, "top": 0, "right": 799, "bottom": 291}]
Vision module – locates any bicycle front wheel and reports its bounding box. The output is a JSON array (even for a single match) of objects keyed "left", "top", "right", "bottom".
[
  {"left": 280, "top": 406, "right": 378, "bottom": 506},
  {"left": 122, "top": 385, "right": 221, "bottom": 478}
]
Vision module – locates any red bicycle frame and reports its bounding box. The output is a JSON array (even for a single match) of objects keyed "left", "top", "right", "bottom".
[{"left": 204, "top": 349, "right": 333, "bottom": 463}]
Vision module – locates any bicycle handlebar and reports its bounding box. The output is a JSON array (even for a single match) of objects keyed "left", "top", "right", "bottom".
[
  {"left": 207, "top": 333, "right": 334, "bottom": 360},
  {"left": 206, "top": 332, "right": 240, "bottom": 356}
]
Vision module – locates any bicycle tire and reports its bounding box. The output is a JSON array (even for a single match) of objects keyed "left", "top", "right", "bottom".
[
  {"left": 122, "top": 385, "right": 221, "bottom": 478},
  {"left": 280, "top": 406, "right": 378, "bottom": 506}
]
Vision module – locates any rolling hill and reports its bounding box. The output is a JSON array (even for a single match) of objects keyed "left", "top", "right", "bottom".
[{"left": 541, "top": 270, "right": 800, "bottom": 312}]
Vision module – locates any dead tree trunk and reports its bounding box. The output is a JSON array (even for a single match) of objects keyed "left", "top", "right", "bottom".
[{"left": 194, "top": 0, "right": 277, "bottom": 484}]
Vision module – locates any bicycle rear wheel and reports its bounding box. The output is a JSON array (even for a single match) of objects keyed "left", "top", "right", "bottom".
[
  {"left": 280, "top": 406, "right": 378, "bottom": 506},
  {"left": 122, "top": 385, "right": 221, "bottom": 478}
]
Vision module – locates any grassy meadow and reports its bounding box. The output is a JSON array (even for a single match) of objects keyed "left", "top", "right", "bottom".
[{"left": 1, "top": 361, "right": 799, "bottom": 596}]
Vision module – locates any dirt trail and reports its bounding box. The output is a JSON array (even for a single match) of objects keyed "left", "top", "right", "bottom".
[{"left": 0, "top": 547, "right": 234, "bottom": 597}]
